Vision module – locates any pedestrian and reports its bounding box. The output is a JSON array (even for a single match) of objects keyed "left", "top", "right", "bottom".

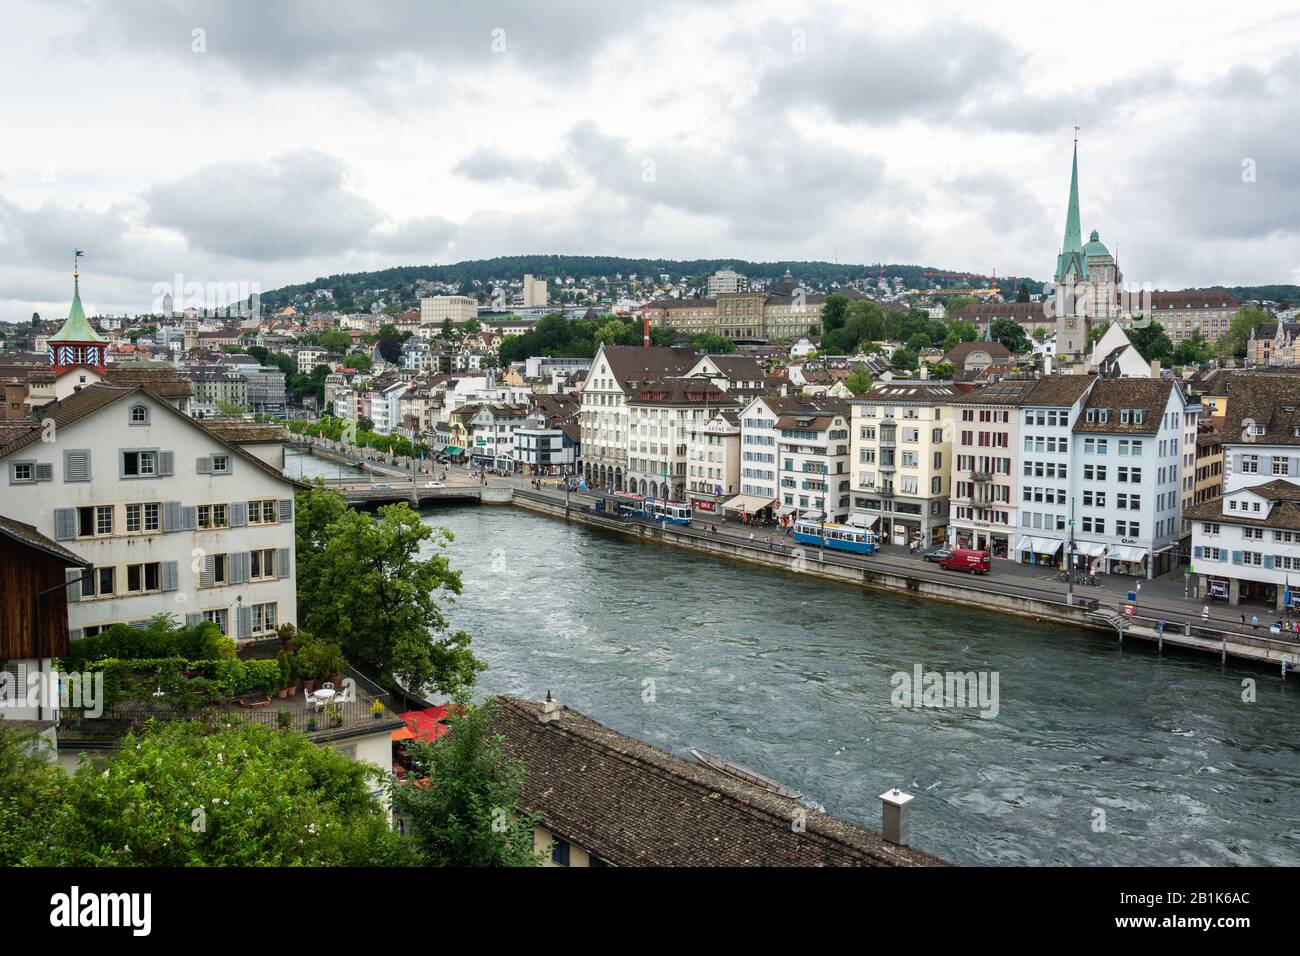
[
  {"left": 1252, "top": 614, "right": 1259, "bottom": 631},
  {"left": 1203, "top": 605, "right": 1210, "bottom": 622}
]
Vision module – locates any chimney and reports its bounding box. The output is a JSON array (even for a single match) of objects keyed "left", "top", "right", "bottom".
[
  {"left": 879, "top": 788, "right": 913, "bottom": 846},
  {"left": 918, "top": 363, "right": 929, "bottom": 381},
  {"left": 643, "top": 318, "right": 651, "bottom": 348},
  {"left": 538, "top": 690, "right": 561, "bottom": 724},
  {"left": 1150, "top": 358, "right": 1162, "bottom": 378}
]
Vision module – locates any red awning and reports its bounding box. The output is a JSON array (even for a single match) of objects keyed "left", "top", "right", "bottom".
[{"left": 395, "top": 705, "right": 459, "bottom": 743}]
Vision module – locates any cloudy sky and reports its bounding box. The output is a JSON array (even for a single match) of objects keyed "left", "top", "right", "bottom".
[{"left": 2, "top": 0, "right": 1299, "bottom": 320}]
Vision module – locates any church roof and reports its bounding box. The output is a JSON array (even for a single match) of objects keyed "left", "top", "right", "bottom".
[
  {"left": 1083, "top": 229, "right": 1111, "bottom": 259},
  {"left": 48, "top": 275, "right": 107, "bottom": 344},
  {"left": 1054, "top": 140, "right": 1086, "bottom": 283}
]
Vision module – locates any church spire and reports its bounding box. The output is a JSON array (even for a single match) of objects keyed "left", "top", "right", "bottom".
[{"left": 1054, "top": 131, "right": 1086, "bottom": 282}]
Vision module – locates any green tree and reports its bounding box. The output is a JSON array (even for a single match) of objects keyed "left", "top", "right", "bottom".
[
  {"left": 690, "top": 332, "right": 736, "bottom": 354},
  {"left": 942, "top": 320, "right": 978, "bottom": 350},
  {"left": 989, "top": 318, "right": 1031, "bottom": 353},
  {"left": 1016, "top": 282, "right": 1031, "bottom": 303},
  {"left": 344, "top": 352, "right": 373, "bottom": 371},
  {"left": 394, "top": 695, "right": 543, "bottom": 867},
  {"left": 247, "top": 345, "right": 270, "bottom": 366},
  {"left": 1218, "top": 305, "right": 1270, "bottom": 361},
  {"left": 215, "top": 398, "right": 247, "bottom": 418},
  {"left": 844, "top": 367, "right": 874, "bottom": 395},
  {"left": 820, "top": 293, "right": 849, "bottom": 333},
  {"left": 1128, "top": 321, "right": 1174, "bottom": 364},
  {"left": 297, "top": 488, "right": 484, "bottom": 694},
  {"left": 1173, "top": 331, "right": 1213, "bottom": 366},
  {"left": 317, "top": 329, "right": 350, "bottom": 352},
  {"left": 26, "top": 721, "right": 415, "bottom": 866}
]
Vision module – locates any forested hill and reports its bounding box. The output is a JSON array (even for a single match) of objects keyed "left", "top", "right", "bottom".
[{"left": 257, "top": 255, "right": 1034, "bottom": 311}]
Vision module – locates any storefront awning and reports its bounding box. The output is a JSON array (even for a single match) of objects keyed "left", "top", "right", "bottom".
[
  {"left": 1080, "top": 542, "right": 1107, "bottom": 558},
  {"left": 1111, "top": 545, "right": 1148, "bottom": 564},
  {"left": 720, "top": 494, "right": 776, "bottom": 514},
  {"left": 1034, "top": 537, "right": 1063, "bottom": 554},
  {"left": 846, "top": 512, "right": 876, "bottom": 528},
  {"left": 803, "top": 510, "right": 825, "bottom": 522},
  {"left": 776, "top": 504, "right": 797, "bottom": 516},
  {"left": 431, "top": 441, "right": 447, "bottom": 452},
  {"left": 443, "top": 445, "right": 464, "bottom": 456}
]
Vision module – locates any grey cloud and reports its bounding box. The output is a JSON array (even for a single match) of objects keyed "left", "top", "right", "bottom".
[
  {"left": 372, "top": 213, "right": 459, "bottom": 256},
  {"left": 144, "top": 150, "right": 383, "bottom": 260},
  {"left": 62, "top": 0, "right": 709, "bottom": 87},
  {"left": 755, "top": 20, "right": 1021, "bottom": 124},
  {"left": 454, "top": 149, "right": 572, "bottom": 189}
]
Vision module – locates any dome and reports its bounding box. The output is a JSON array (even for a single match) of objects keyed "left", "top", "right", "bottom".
[{"left": 1083, "top": 229, "right": 1111, "bottom": 259}]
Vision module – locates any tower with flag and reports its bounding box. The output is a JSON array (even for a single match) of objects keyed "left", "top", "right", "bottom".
[{"left": 47, "top": 250, "right": 108, "bottom": 377}]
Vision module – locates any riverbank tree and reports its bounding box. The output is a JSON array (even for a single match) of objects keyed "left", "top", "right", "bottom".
[{"left": 295, "top": 484, "right": 484, "bottom": 694}]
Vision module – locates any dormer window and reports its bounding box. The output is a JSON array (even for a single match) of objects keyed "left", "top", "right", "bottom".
[
  {"left": 1252, "top": 423, "right": 1266, "bottom": 436},
  {"left": 129, "top": 404, "right": 150, "bottom": 425}
]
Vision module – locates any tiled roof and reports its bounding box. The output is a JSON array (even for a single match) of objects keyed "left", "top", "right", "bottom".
[
  {"left": 1185, "top": 481, "right": 1300, "bottom": 529},
  {"left": 600, "top": 346, "right": 697, "bottom": 391},
  {"left": 0, "top": 514, "right": 90, "bottom": 566},
  {"left": 854, "top": 383, "right": 960, "bottom": 404},
  {"left": 951, "top": 302, "right": 1047, "bottom": 323},
  {"left": 1023, "top": 374, "right": 1095, "bottom": 407},
  {"left": 628, "top": 377, "right": 737, "bottom": 406},
  {"left": 105, "top": 365, "right": 194, "bottom": 399},
  {"left": 950, "top": 379, "right": 1040, "bottom": 406},
  {"left": 489, "top": 696, "right": 947, "bottom": 867},
  {"left": 1219, "top": 373, "right": 1300, "bottom": 447},
  {"left": 1072, "top": 378, "right": 1177, "bottom": 435},
  {"left": 944, "top": 341, "right": 1011, "bottom": 367},
  {"left": 1148, "top": 289, "right": 1240, "bottom": 310},
  {"left": 198, "top": 421, "right": 290, "bottom": 443}
]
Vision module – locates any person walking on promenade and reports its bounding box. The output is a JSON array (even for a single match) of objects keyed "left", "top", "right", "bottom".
[
  {"left": 1252, "top": 614, "right": 1259, "bottom": 631},
  {"left": 1203, "top": 605, "right": 1211, "bottom": 623}
]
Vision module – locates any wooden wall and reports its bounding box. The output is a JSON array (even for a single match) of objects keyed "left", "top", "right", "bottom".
[{"left": 0, "top": 535, "right": 72, "bottom": 660}]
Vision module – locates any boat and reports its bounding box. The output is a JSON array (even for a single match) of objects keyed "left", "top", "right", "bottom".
[{"left": 687, "top": 747, "right": 802, "bottom": 799}]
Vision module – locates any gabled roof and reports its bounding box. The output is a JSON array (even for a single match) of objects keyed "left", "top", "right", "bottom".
[
  {"left": 0, "top": 514, "right": 90, "bottom": 567},
  {"left": 1072, "top": 378, "right": 1177, "bottom": 435},
  {"left": 0, "top": 384, "right": 305, "bottom": 487},
  {"left": 1219, "top": 373, "right": 1300, "bottom": 446},
  {"left": 489, "top": 696, "right": 946, "bottom": 867},
  {"left": 597, "top": 345, "right": 697, "bottom": 391}
]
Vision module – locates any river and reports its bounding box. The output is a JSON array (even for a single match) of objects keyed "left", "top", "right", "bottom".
[{"left": 286, "top": 450, "right": 1300, "bottom": 866}]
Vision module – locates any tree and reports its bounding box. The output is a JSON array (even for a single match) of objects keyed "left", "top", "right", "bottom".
[
  {"left": 247, "top": 345, "right": 270, "bottom": 365},
  {"left": 394, "top": 695, "right": 543, "bottom": 867},
  {"left": 215, "top": 398, "right": 247, "bottom": 418},
  {"left": 344, "top": 351, "right": 373, "bottom": 371},
  {"left": 820, "top": 293, "right": 849, "bottom": 333},
  {"left": 1173, "top": 331, "right": 1213, "bottom": 367},
  {"left": 891, "top": 346, "right": 919, "bottom": 371},
  {"left": 317, "top": 329, "right": 350, "bottom": 353},
  {"left": 690, "top": 333, "right": 736, "bottom": 354},
  {"left": 25, "top": 721, "right": 415, "bottom": 866},
  {"left": 844, "top": 367, "right": 874, "bottom": 395},
  {"left": 1219, "top": 305, "right": 1270, "bottom": 361},
  {"left": 941, "top": 319, "right": 978, "bottom": 350},
  {"left": 1016, "top": 282, "right": 1031, "bottom": 303},
  {"left": 1127, "top": 321, "right": 1174, "bottom": 364},
  {"left": 296, "top": 488, "right": 484, "bottom": 694},
  {"left": 989, "top": 318, "right": 1030, "bottom": 353}
]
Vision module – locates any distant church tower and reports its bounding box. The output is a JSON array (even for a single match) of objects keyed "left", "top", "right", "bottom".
[
  {"left": 1052, "top": 133, "right": 1123, "bottom": 362},
  {"left": 48, "top": 265, "right": 108, "bottom": 379}
]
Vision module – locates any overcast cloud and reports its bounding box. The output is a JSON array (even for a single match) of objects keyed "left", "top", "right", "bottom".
[{"left": 2, "top": 0, "right": 1298, "bottom": 318}]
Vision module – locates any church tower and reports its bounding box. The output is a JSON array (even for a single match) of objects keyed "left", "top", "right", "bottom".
[
  {"left": 1053, "top": 135, "right": 1090, "bottom": 360},
  {"left": 48, "top": 267, "right": 107, "bottom": 377}
]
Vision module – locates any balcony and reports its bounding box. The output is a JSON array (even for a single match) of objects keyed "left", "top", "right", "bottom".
[{"left": 971, "top": 470, "right": 994, "bottom": 482}]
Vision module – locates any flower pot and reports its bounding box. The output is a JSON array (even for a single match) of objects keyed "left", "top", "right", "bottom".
[
  {"left": 303, "top": 678, "right": 318, "bottom": 694},
  {"left": 278, "top": 687, "right": 290, "bottom": 699}
]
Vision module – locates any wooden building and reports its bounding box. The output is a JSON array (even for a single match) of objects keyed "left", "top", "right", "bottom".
[{"left": 0, "top": 514, "right": 88, "bottom": 666}]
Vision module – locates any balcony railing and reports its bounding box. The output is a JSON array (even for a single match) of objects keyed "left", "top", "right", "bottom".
[{"left": 971, "top": 470, "right": 994, "bottom": 482}]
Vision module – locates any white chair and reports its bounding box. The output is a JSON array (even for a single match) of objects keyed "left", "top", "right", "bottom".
[
  {"left": 304, "top": 688, "right": 323, "bottom": 712},
  {"left": 321, "top": 682, "right": 335, "bottom": 692}
]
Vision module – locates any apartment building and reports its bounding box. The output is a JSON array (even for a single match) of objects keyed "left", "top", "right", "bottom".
[
  {"left": 625, "top": 379, "right": 736, "bottom": 501},
  {"left": 0, "top": 384, "right": 298, "bottom": 640},
  {"left": 684, "top": 410, "right": 741, "bottom": 513},
  {"left": 578, "top": 345, "right": 696, "bottom": 491},
  {"left": 1068, "top": 378, "right": 1192, "bottom": 578},
  {"left": 418, "top": 295, "right": 479, "bottom": 329},
  {"left": 1013, "top": 376, "right": 1095, "bottom": 565},
  {"left": 850, "top": 383, "right": 959, "bottom": 548},
  {"left": 949, "top": 381, "right": 1037, "bottom": 556},
  {"left": 774, "top": 398, "right": 852, "bottom": 522}
]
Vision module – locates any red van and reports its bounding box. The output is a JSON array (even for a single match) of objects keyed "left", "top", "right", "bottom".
[{"left": 938, "top": 548, "right": 991, "bottom": 575}]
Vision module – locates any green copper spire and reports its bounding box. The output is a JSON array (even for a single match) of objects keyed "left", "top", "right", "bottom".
[
  {"left": 49, "top": 272, "right": 107, "bottom": 343},
  {"left": 1054, "top": 135, "right": 1086, "bottom": 282}
]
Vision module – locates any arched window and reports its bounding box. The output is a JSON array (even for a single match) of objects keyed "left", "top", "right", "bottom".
[{"left": 129, "top": 404, "right": 150, "bottom": 425}]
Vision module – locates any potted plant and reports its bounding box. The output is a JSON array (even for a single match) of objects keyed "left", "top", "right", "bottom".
[
  {"left": 275, "top": 651, "right": 292, "bottom": 699},
  {"left": 297, "top": 645, "right": 319, "bottom": 694},
  {"left": 324, "top": 702, "right": 344, "bottom": 728},
  {"left": 277, "top": 623, "right": 298, "bottom": 654},
  {"left": 276, "top": 709, "right": 292, "bottom": 731},
  {"left": 370, "top": 698, "right": 385, "bottom": 719}
]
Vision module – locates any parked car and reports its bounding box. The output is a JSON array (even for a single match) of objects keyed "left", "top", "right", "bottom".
[
  {"left": 938, "top": 548, "right": 991, "bottom": 575},
  {"left": 922, "top": 547, "right": 952, "bottom": 563}
]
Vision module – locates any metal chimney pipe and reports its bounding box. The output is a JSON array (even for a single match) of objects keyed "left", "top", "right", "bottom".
[{"left": 879, "top": 788, "right": 913, "bottom": 846}]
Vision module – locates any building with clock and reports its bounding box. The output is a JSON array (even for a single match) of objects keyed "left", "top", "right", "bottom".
[{"left": 47, "top": 270, "right": 110, "bottom": 400}]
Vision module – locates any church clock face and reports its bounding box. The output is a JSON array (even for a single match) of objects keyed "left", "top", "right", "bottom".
[{"left": 1064, "top": 317, "right": 1079, "bottom": 331}]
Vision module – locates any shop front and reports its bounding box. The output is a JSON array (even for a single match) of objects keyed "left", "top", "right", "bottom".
[{"left": 1017, "top": 536, "right": 1064, "bottom": 567}]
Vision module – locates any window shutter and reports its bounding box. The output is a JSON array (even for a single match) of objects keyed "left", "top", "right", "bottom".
[
  {"left": 279, "top": 498, "right": 294, "bottom": 522},
  {"left": 276, "top": 547, "right": 291, "bottom": 578},
  {"left": 1193, "top": 546, "right": 1202, "bottom": 559},
  {"left": 63, "top": 449, "right": 91, "bottom": 482},
  {"left": 196, "top": 456, "right": 212, "bottom": 474},
  {"left": 161, "top": 561, "right": 178, "bottom": 592},
  {"left": 68, "top": 628, "right": 83, "bottom": 642},
  {"left": 1231, "top": 551, "right": 1242, "bottom": 565},
  {"left": 201, "top": 554, "right": 215, "bottom": 589},
  {"left": 53, "top": 508, "right": 76, "bottom": 540},
  {"left": 229, "top": 501, "right": 248, "bottom": 527},
  {"left": 185, "top": 613, "right": 202, "bottom": 627},
  {"left": 163, "top": 501, "right": 182, "bottom": 532},
  {"left": 230, "top": 552, "right": 247, "bottom": 585},
  {"left": 158, "top": 451, "right": 175, "bottom": 476},
  {"left": 35, "top": 462, "right": 53, "bottom": 482},
  {"left": 1265, "top": 555, "right": 1275, "bottom": 570},
  {"left": 237, "top": 605, "right": 253, "bottom": 640},
  {"left": 64, "top": 567, "right": 82, "bottom": 601},
  {"left": 182, "top": 506, "right": 198, "bottom": 531},
  {"left": 129, "top": 620, "right": 149, "bottom": 629}
]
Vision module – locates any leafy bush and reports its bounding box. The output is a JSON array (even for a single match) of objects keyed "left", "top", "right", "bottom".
[{"left": 62, "top": 617, "right": 234, "bottom": 671}]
